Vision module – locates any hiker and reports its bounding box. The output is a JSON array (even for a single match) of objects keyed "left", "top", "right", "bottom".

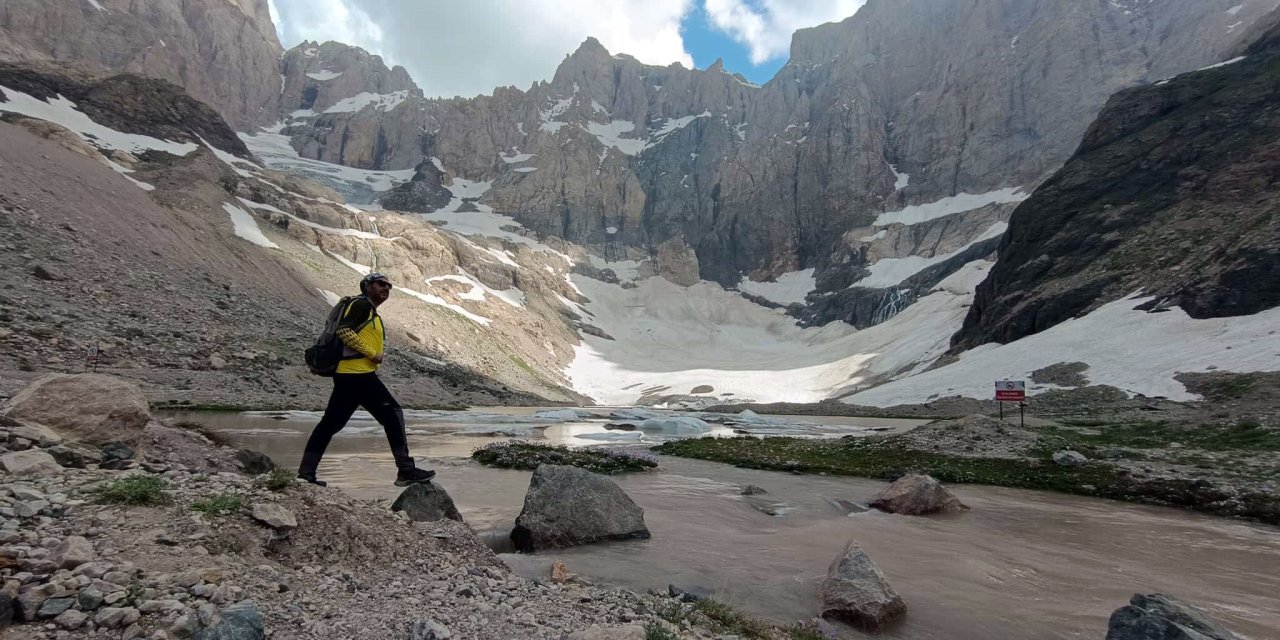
[{"left": 298, "top": 272, "right": 436, "bottom": 487}]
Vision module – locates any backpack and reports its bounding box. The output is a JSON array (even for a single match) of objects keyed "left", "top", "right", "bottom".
[{"left": 304, "top": 296, "right": 359, "bottom": 376}]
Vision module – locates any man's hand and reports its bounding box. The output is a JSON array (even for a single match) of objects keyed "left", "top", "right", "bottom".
[{"left": 370, "top": 352, "right": 385, "bottom": 364}]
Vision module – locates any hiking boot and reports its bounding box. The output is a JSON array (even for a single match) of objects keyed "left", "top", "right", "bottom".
[
  {"left": 297, "top": 473, "right": 328, "bottom": 487},
  {"left": 394, "top": 468, "right": 437, "bottom": 487}
]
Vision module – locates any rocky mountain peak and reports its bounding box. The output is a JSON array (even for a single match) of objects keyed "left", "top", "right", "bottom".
[{"left": 279, "top": 40, "right": 420, "bottom": 119}]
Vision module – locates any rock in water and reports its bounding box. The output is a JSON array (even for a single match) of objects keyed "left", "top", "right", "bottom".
[
  {"left": 869, "top": 474, "right": 968, "bottom": 515},
  {"left": 4, "top": 374, "right": 150, "bottom": 446},
  {"left": 391, "top": 483, "right": 464, "bottom": 523},
  {"left": 510, "top": 465, "right": 649, "bottom": 552},
  {"left": 1106, "top": 594, "right": 1240, "bottom": 640},
  {"left": 192, "top": 601, "right": 265, "bottom": 640},
  {"left": 820, "top": 539, "right": 906, "bottom": 631}
]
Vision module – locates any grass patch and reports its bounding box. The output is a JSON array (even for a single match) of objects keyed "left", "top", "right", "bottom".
[
  {"left": 472, "top": 441, "right": 658, "bottom": 474},
  {"left": 94, "top": 475, "right": 169, "bottom": 506},
  {"left": 644, "top": 622, "right": 678, "bottom": 640},
  {"left": 654, "top": 436, "right": 1280, "bottom": 524},
  {"left": 1191, "top": 373, "right": 1261, "bottom": 401},
  {"left": 1038, "top": 420, "right": 1280, "bottom": 453},
  {"left": 692, "top": 599, "right": 774, "bottom": 639},
  {"left": 255, "top": 467, "right": 296, "bottom": 492},
  {"left": 190, "top": 493, "right": 246, "bottom": 517}
]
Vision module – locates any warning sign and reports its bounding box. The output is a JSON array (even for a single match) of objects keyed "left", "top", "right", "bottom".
[{"left": 994, "top": 380, "right": 1026, "bottom": 402}]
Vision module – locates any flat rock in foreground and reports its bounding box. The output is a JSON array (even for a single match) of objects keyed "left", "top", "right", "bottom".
[
  {"left": 869, "top": 474, "right": 968, "bottom": 515},
  {"left": 511, "top": 465, "right": 649, "bottom": 552},
  {"left": 820, "top": 539, "right": 906, "bottom": 631}
]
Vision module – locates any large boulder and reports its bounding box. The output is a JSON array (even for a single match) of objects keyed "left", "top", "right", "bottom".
[
  {"left": 0, "top": 450, "right": 61, "bottom": 475},
  {"left": 510, "top": 465, "right": 649, "bottom": 552},
  {"left": 4, "top": 374, "right": 150, "bottom": 446},
  {"left": 1106, "top": 594, "right": 1240, "bottom": 640},
  {"left": 192, "top": 601, "right": 265, "bottom": 640},
  {"left": 868, "top": 474, "right": 968, "bottom": 515},
  {"left": 820, "top": 540, "right": 907, "bottom": 631},
  {"left": 391, "top": 483, "right": 464, "bottom": 523}
]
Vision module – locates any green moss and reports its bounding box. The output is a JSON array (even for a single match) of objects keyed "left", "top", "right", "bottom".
[
  {"left": 94, "top": 475, "right": 170, "bottom": 506},
  {"left": 255, "top": 467, "right": 297, "bottom": 492},
  {"left": 472, "top": 442, "right": 658, "bottom": 474},
  {"left": 692, "top": 599, "right": 775, "bottom": 639},
  {"left": 190, "top": 493, "right": 246, "bottom": 517},
  {"left": 644, "top": 623, "right": 678, "bottom": 640},
  {"left": 1038, "top": 420, "right": 1280, "bottom": 453}
]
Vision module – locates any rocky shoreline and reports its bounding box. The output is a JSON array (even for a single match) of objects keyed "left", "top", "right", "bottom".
[{"left": 0, "top": 374, "right": 839, "bottom": 640}]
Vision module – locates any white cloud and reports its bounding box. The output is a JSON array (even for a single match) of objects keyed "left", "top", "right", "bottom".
[
  {"left": 704, "top": 0, "right": 865, "bottom": 64},
  {"left": 270, "top": 0, "right": 694, "bottom": 98}
]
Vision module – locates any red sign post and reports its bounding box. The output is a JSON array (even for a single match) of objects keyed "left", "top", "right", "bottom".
[
  {"left": 994, "top": 380, "right": 1026, "bottom": 402},
  {"left": 995, "top": 380, "right": 1026, "bottom": 426}
]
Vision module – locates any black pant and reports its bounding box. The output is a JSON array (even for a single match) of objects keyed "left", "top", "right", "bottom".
[{"left": 300, "top": 372, "right": 416, "bottom": 475}]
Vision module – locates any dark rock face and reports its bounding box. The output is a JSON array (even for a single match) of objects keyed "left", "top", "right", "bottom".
[
  {"left": 1106, "top": 593, "right": 1240, "bottom": 640},
  {"left": 391, "top": 482, "right": 464, "bottom": 523},
  {"left": 192, "top": 601, "right": 266, "bottom": 640},
  {"left": 0, "top": 64, "right": 251, "bottom": 158},
  {"left": 380, "top": 160, "right": 452, "bottom": 213},
  {"left": 510, "top": 465, "right": 649, "bottom": 552},
  {"left": 953, "top": 25, "right": 1280, "bottom": 349}
]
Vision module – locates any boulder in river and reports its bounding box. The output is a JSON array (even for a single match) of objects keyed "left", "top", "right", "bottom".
[
  {"left": 820, "top": 539, "right": 906, "bottom": 631},
  {"left": 510, "top": 465, "right": 649, "bottom": 552},
  {"left": 1106, "top": 593, "right": 1240, "bottom": 640},
  {"left": 868, "top": 474, "right": 968, "bottom": 515}
]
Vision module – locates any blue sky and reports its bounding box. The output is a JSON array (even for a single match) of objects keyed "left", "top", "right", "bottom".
[
  {"left": 683, "top": 6, "right": 788, "bottom": 84},
  {"left": 268, "top": 0, "right": 863, "bottom": 98}
]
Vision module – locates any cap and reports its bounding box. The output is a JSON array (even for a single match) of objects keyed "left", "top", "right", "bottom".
[{"left": 359, "top": 272, "right": 392, "bottom": 293}]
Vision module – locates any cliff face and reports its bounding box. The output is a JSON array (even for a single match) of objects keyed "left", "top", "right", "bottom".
[
  {"left": 952, "top": 13, "right": 1280, "bottom": 349},
  {"left": 270, "top": 0, "right": 1270, "bottom": 296},
  {"left": 11, "top": 0, "right": 1273, "bottom": 328},
  {"left": 0, "top": 0, "right": 283, "bottom": 130}
]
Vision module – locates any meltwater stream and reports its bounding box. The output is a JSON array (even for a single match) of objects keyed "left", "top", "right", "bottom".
[{"left": 168, "top": 408, "right": 1280, "bottom": 639}]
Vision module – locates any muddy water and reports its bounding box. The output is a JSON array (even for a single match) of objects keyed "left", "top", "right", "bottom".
[{"left": 171, "top": 409, "right": 1280, "bottom": 639}]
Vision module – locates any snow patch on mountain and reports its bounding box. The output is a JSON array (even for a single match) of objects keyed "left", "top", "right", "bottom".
[
  {"left": 238, "top": 129, "right": 415, "bottom": 197},
  {"left": 0, "top": 86, "right": 198, "bottom": 156},
  {"left": 845, "top": 295, "right": 1280, "bottom": 406},
  {"left": 585, "top": 120, "right": 647, "bottom": 155},
  {"left": 874, "top": 187, "right": 1026, "bottom": 227},
  {"left": 566, "top": 262, "right": 992, "bottom": 404},
  {"left": 222, "top": 202, "right": 278, "bottom": 248},
  {"left": 324, "top": 91, "right": 411, "bottom": 114},
  {"left": 306, "top": 70, "right": 343, "bottom": 81},
  {"left": 738, "top": 269, "right": 816, "bottom": 305},
  {"left": 853, "top": 222, "right": 1007, "bottom": 288}
]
